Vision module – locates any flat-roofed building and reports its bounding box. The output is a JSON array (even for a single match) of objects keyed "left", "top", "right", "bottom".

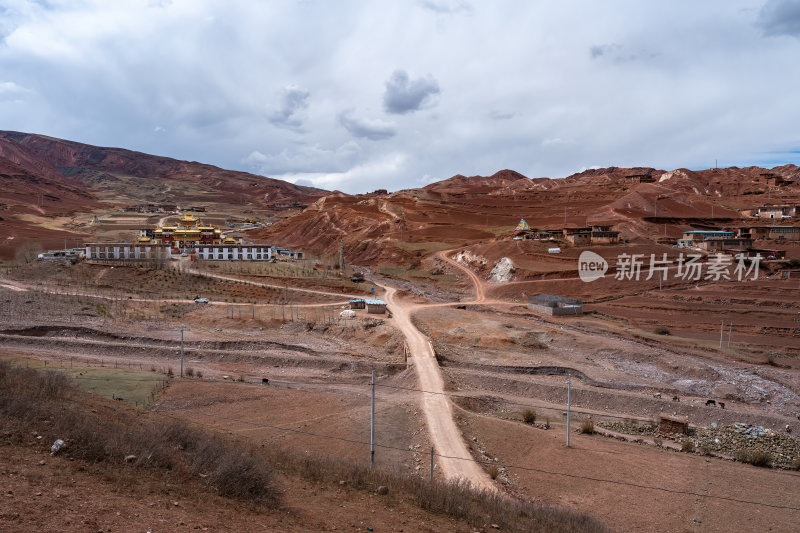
[
  {"left": 365, "top": 299, "right": 387, "bottom": 314},
  {"left": 85, "top": 243, "right": 172, "bottom": 261},
  {"left": 755, "top": 205, "right": 798, "bottom": 219},
  {"left": 697, "top": 237, "right": 753, "bottom": 252},
  {"left": 681, "top": 230, "right": 734, "bottom": 241},
  {"left": 195, "top": 245, "right": 273, "bottom": 261},
  {"left": 590, "top": 225, "right": 620, "bottom": 244},
  {"left": 528, "top": 294, "right": 583, "bottom": 316},
  {"left": 741, "top": 226, "right": 800, "bottom": 241}
]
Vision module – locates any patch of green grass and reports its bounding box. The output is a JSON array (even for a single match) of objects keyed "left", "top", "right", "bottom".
[
  {"left": 66, "top": 367, "right": 166, "bottom": 405},
  {"left": 5, "top": 357, "right": 164, "bottom": 406}
]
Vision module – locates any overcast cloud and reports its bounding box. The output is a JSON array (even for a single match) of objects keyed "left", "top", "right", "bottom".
[
  {"left": 383, "top": 70, "right": 441, "bottom": 115},
  {"left": 269, "top": 85, "right": 311, "bottom": 131},
  {"left": 0, "top": 0, "right": 799, "bottom": 193}
]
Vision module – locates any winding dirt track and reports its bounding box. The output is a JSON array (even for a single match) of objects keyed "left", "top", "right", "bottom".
[
  {"left": 436, "top": 250, "right": 487, "bottom": 302},
  {"left": 378, "top": 250, "right": 496, "bottom": 490},
  {"left": 383, "top": 285, "right": 494, "bottom": 490}
]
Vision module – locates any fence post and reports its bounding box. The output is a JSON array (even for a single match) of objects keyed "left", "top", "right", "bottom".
[
  {"left": 370, "top": 371, "right": 376, "bottom": 469},
  {"left": 566, "top": 375, "right": 571, "bottom": 448},
  {"left": 430, "top": 446, "right": 434, "bottom": 482}
]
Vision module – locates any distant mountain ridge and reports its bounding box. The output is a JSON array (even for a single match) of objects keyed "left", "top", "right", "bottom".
[
  {"left": 1, "top": 130, "right": 798, "bottom": 265},
  {"left": 0, "top": 131, "right": 326, "bottom": 207}
]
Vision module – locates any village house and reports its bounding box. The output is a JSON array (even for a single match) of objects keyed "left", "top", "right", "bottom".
[
  {"left": 528, "top": 294, "right": 583, "bottom": 316},
  {"left": 678, "top": 230, "right": 733, "bottom": 247},
  {"left": 696, "top": 236, "right": 754, "bottom": 252},
  {"left": 755, "top": 205, "right": 798, "bottom": 219},
  {"left": 739, "top": 226, "right": 800, "bottom": 241}
]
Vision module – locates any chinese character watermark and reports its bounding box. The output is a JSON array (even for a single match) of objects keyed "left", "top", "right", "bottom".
[{"left": 579, "top": 252, "right": 761, "bottom": 283}]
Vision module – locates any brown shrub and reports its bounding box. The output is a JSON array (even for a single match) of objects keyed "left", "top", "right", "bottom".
[
  {"left": 0, "top": 361, "right": 277, "bottom": 506},
  {"left": 579, "top": 419, "right": 594, "bottom": 435},
  {"left": 0, "top": 361, "right": 608, "bottom": 533},
  {"left": 522, "top": 408, "right": 536, "bottom": 424},
  {"left": 735, "top": 449, "right": 772, "bottom": 467}
]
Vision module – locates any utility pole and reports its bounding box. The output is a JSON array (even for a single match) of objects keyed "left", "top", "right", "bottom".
[
  {"left": 566, "top": 375, "right": 571, "bottom": 448},
  {"left": 339, "top": 239, "right": 345, "bottom": 275},
  {"left": 719, "top": 320, "right": 724, "bottom": 349},
  {"left": 728, "top": 322, "right": 732, "bottom": 347},
  {"left": 179, "top": 325, "right": 187, "bottom": 377},
  {"left": 370, "top": 371, "right": 375, "bottom": 469},
  {"left": 430, "top": 446, "right": 434, "bottom": 482}
]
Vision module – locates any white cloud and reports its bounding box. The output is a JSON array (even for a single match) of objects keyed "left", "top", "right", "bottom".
[
  {"left": 0, "top": 1, "right": 798, "bottom": 193},
  {"left": 243, "top": 141, "right": 363, "bottom": 176},
  {"left": 541, "top": 137, "right": 574, "bottom": 147},
  {"left": 338, "top": 111, "right": 397, "bottom": 140},
  {"left": 272, "top": 152, "right": 409, "bottom": 192}
]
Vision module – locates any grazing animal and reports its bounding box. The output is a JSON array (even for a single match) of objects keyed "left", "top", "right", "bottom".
[
  {"left": 786, "top": 425, "right": 792, "bottom": 434},
  {"left": 115, "top": 397, "right": 124, "bottom": 401},
  {"left": 705, "top": 399, "right": 717, "bottom": 407},
  {"left": 672, "top": 395, "right": 680, "bottom": 402},
  {"left": 653, "top": 393, "right": 662, "bottom": 399},
  {"left": 718, "top": 402, "right": 725, "bottom": 409},
  {"left": 262, "top": 378, "right": 269, "bottom": 385}
]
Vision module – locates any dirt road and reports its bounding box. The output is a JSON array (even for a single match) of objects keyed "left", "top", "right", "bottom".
[
  {"left": 372, "top": 248, "right": 501, "bottom": 489},
  {"left": 383, "top": 285, "right": 494, "bottom": 490},
  {"left": 437, "top": 250, "right": 486, "bottom": 302}
]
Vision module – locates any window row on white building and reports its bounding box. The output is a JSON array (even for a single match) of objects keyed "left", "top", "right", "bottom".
[
  {"left": 195, "top": 246, "right": 273, "bottom": 261},
  {"left": 85, "top": 244, "right": 303, "bottom": 261},
  {"left": 85, "top": 244, "right": 172, "bottom": 260}
]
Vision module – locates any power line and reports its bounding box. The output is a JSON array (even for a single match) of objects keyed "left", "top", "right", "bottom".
[
  {"left": 154, "top": 405, "right": 800, "bottom": 512},
  {"left": 375, "top": 382, "right": 654, "bottom": 423},
  {"left": 186, "top": 376, "right": 726, "bottom": 425}
]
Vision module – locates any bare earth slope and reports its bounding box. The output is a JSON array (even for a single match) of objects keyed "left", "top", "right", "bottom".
[
  {"left": 256, "top": 165, "right": 800, "bottom": 266},
  {"left": 0, "top": 130, "right": 326, "bottom": 208}
]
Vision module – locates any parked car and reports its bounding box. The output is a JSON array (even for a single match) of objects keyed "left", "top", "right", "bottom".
[{"left": 194, "top": 297, "right": 210, "bottom": 303}]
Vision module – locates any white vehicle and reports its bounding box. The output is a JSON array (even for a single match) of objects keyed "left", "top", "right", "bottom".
[
  {"left": 194, "top": 297, "right": 210, "bottom": 303},
  {"left": 548, "top": 247, "right": 561, "bottom": 254}
]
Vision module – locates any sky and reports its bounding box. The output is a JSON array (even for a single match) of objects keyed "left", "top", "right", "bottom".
[{"left": 1, "top": 0, "right": 799, "bottom": 193}]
